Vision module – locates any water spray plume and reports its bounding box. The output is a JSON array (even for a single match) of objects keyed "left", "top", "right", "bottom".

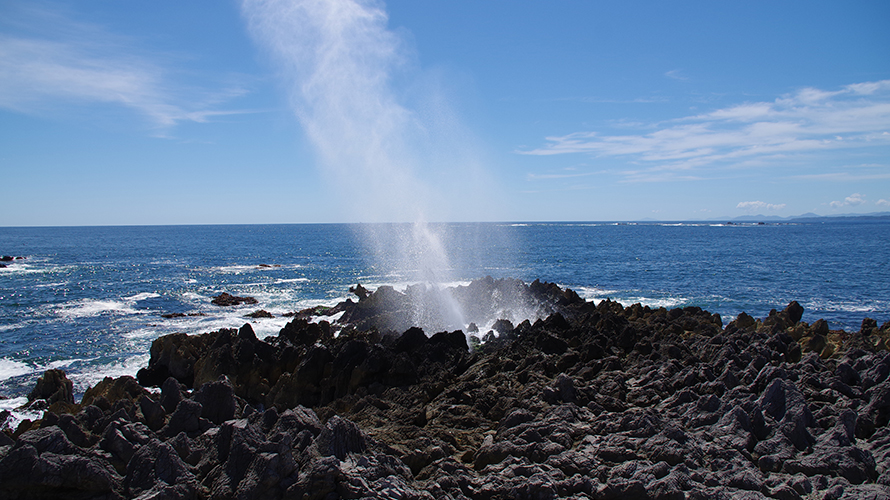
[{"left": 241, "top": 0, "right": 467, "bottom": 330}]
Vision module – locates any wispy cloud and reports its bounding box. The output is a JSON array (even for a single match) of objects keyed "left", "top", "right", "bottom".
[
  {"left": 526, "top": 170, "right": 599, "bottom": 180},
  {"left": 788, "top": 164, "right": 890, "bottom": 182},
  {"left": 877, "top": 199, "right": 890, "bottom": 207},
  {"left": 737, "top": 201, "right": 786, "bottom": 212},
  {"left": 0, "top": 4, "right": 250, "bottom": 129},
  {"left": 521, "top": 81, "right": 890, "bottom": 181},
  {"left": 665, "top": 69, "right": 688, "bottom": 81}
]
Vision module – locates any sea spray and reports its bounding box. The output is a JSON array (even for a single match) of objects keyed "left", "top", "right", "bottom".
[
  {"left": 241, "top": 0, "right": 425, "bottom": 220},
  {"left": 241, "top": 0, "right": 476, "bottom": 332}
]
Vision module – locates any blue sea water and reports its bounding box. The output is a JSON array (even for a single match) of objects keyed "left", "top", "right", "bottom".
[{"left": 1, "top": 221, "right": 889, "bottom": 407}]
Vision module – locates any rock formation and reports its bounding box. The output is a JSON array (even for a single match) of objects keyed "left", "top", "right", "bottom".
[
  {"left": 3, "top": 278, "right": 890, "bottom": 499},
  {"left": 211, "top": 293, "right": 258, "bottom": 307}
]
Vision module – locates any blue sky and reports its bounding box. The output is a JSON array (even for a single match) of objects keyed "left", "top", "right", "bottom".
[{"left": 1, "top": 0, "right": 888, "bottom": 225}]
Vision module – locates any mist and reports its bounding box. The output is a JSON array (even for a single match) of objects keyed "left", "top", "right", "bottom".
[{"left": 241, "top": 0, "right": 507, "bottom": 330}]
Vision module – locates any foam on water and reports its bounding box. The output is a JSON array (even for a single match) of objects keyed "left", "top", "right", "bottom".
[
  {"left": 573, "top": 285, "right": 688, "bottom": 310},
  {"left": 804, "top": 298, "right": 889, "bottom": 314},
  {"left": 56, "top": 299, "right": 143, "bottom": 319},
  {"left": 47, "top": 358, "right": 94, "bottom": 371},
  {"left": 34, "top": 281, "right": 70, "bottom": 288},
  {"left": 621, "top": 296, "right": 688, "bottom": 309},
  {"left": 574, "top": 286, "right": 621, "bottom": 300},
  {"left": 69, "top": 354, "right": 151, "bottom": 393},
  {"left": 123, "top": 292, "right": 161, "bottom": 301},
  {"left": 0, "top": 320, "right": 36, "bottom": 333},
  {"left": 0, "top": 358, "right": 33, "bottom": 382},
  {"left": 206, "top": 263, "right": 302, "bottom": 275},
  {"left": 122, "top": 328, "right": 163, "bottom": 340},
  {"left": 0, "top": 397, "right": 40, "bottom": 431}
]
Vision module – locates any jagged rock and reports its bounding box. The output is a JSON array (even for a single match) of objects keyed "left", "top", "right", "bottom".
[
  {"left": 137, "top": 331, "right": 217, "bottom": 387},
  {"left": 17, "top": 426, "right": 80, "bottom": 456},
  {"left": 27, "top": 369, "right": 74, "bottom": 405},
  {"left": 857, "top": 379, "right": 890, "bottom": 438},
  {"left": 139, "top": 395, "right": 166, "bottom": 431},
  {"left": 162, "top": 399, "right": 208, "bottom": 437},
  {"left": 81, "top": 375, "right": 148, "bottom": 408},
  {"left": 124, "top": 439, "right": 200, "bottom": 499},
  {"left": 193, "top": 377, "right": 237, "bottom": 425},
  {"left": 56, "top": 413, "right": 93, "bottom": 448},
  {"left": 99, "top": 420, "right": 153, "bottom": 472},
  {"left": 245, "top": 309, "right": 273, "bottom": 318},
  {"left": 271, "top": 406, "right": 323, "bottom": 438},
  {"left": 314, "top": 415, "right": 367, "bottom": 460},
  {"left": 784, "top": 445, "right": 878, "bottom": 484},
  {"left": 192, "top": 324, "right": 276, "bottom": 404},
  {"left": 0, "top": 442, "right": 122, "bottom": 498}
]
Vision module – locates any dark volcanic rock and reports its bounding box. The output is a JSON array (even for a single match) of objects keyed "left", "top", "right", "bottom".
[
  {"left": 314, "top": 415, "right": 367, "bottom": 460},
  {"left": 193, "top": 376, "right": 237, "bottom": 425},
  {"left": 137, "top": 331, "right": 217, "bottom": 387},
  {"left": 27, "top": 369, "right": 74, "bottom": 405},
  {"left": 211, "top": 292, "right": 258, "bottom": 306},
  {"left": 124, "top": 439, "right": 200, "bottom": 499},
  {"left": 11, "top": 277, "right": 890, "bottom": 499}
]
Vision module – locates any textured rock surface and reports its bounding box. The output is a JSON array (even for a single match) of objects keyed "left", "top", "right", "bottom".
[{"left": 3, "top": 277, "right": 890, "bottom": 499}]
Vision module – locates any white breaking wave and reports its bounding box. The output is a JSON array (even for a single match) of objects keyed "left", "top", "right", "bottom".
[
  {"left": 0, "top": 358, "right": 33, "bottom": 382},
  {"left": 573, "top": 286, "right": 621, "bottom": 300},
  {"left": 205, "top": 264, "right": 301, "bottom": 275},
  {"left": 122, "top": 292, "right": 161, "bottom": 301},
  {"left": 573, "top": 286, "right": 688, "bottom": 310},
  {"left": 0, "top": 397, "right": 40, "bottom": 431},
  {"left": 620, "top": 296, "right": 688, "bottom": 309},
  {"left": 68, "top": 354, "right": 151, "bottom": 394}
]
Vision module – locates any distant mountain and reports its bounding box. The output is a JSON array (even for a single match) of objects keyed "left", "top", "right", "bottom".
[
  {"left": 698, "top": 211, "right": 890, "bottom": 223},
  {"left": 731, "top": 215, "right": 787, "bottom": 221},
  {"left": 790, "top": 211, "right": 890, "bottom": 222}
]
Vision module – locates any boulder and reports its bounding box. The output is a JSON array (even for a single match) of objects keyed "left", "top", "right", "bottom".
[{"left": 193, "top": 377, "right": 237, "bottom": 424}]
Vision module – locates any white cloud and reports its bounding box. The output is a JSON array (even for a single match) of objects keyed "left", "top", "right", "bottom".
[
  {"left": 0, "top": 5, "right": 249, "bottom": 128},
  {"left": 521, "top": 81, "right": 890, "bottom": 181},
  {"left": 877, "top": 199, "right": 890, "bottom": 207},
  {"left": 830, "top": 193, "right": 866, "bottom": 208},
  {"left": 845, "top": 193, "right": 865, "bottom": 205},
  {"left": 737, "top": 201, "right": 786, "bottom": 212}
]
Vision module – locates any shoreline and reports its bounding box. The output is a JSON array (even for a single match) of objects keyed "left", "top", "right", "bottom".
[{"left": 1, "top": 278, "right": 890, "bottom": 498}]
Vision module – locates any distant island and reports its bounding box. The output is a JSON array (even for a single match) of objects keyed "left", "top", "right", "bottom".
[{"left": 634, "top": 211, "right": 890, "bottom": 224}]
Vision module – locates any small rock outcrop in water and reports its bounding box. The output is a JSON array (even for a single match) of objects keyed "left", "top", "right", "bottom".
[
  {"left": 4, "top": 277, "right": 890, "bottom": 499},
  {"left": 211, "top": 292, "right": 258, "bottom": 307}
]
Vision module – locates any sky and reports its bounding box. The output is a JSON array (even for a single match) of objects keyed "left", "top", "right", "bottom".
[{"left": 1, "top": 0, "right": 889, "bottom": 225}]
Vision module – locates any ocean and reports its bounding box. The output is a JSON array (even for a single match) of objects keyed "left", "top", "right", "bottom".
[{"left": 1, "top": 221, "right": 888, "bottom": 409}]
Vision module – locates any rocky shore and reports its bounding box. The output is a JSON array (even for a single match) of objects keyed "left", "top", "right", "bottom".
[{"left": 2, "top": 277, "right": 890, "bottom": 499}]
